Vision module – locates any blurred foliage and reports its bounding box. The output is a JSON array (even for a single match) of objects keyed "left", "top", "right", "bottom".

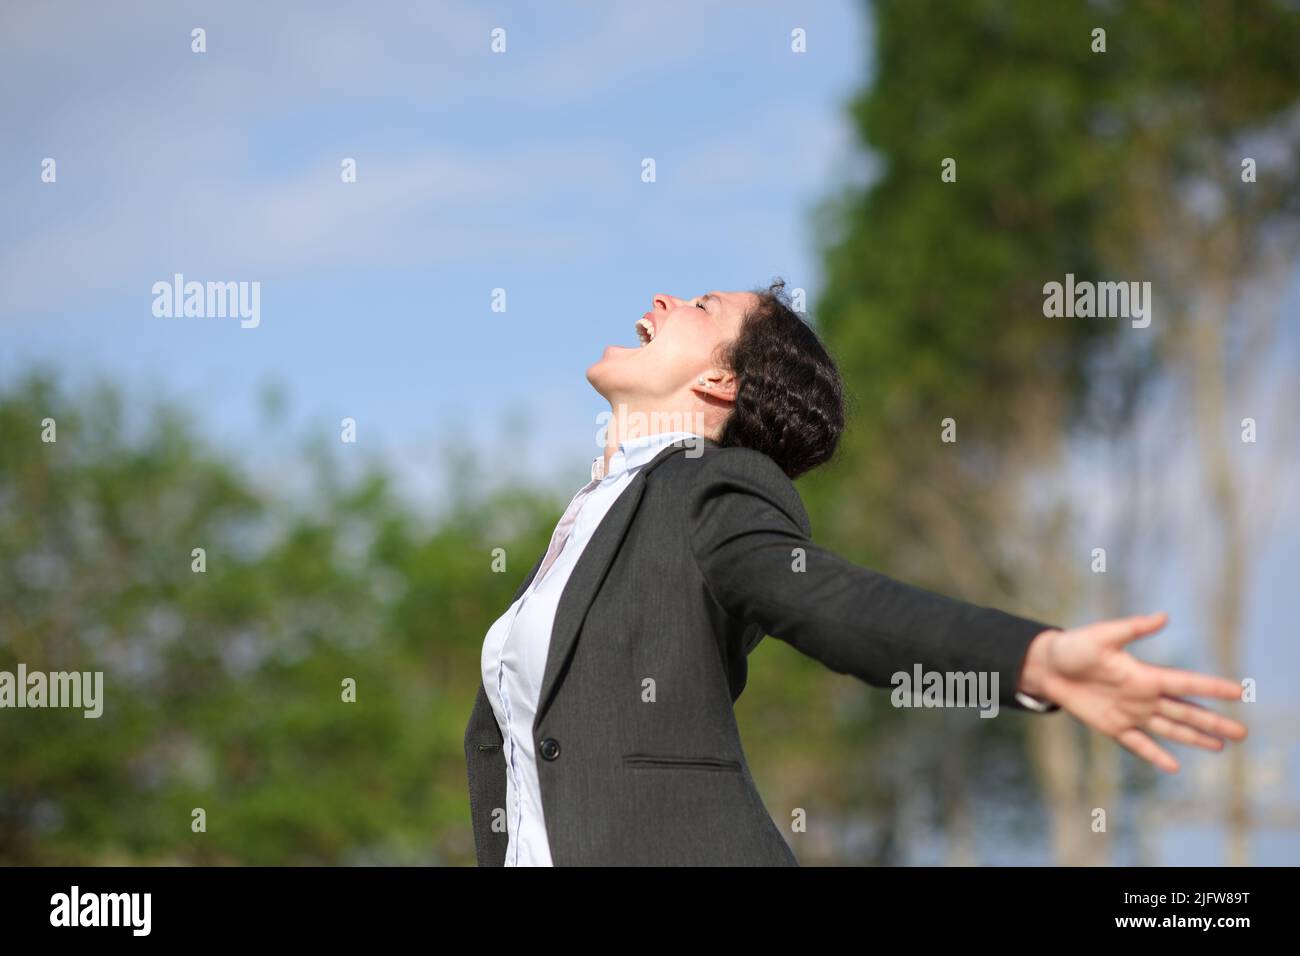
[
  {"left": 810, "top": 0, "right": 1299, "bottom": 543},
  {"left": 786, "top": 0, "right": 1300, "bottom": 860},
  {"left": 0, "top": 368, "right": 558, "bottom": 864}
]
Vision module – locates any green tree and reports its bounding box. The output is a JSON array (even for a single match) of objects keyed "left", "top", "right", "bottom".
[
  {"left": 789, "top": 0, "right": 1300, "bottom": 863},
  {"left": 0, "top": 369, "right": 559, "bottom": 864}
]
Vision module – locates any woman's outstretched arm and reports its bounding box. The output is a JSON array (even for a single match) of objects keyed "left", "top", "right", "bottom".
[{"left": 685, "top": 446, "right": 1247, "bottom": 771}]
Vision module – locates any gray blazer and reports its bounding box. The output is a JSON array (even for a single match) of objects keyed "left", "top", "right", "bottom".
[{"left": 463, "top": 437, "right": 1056, "bottom": 865}]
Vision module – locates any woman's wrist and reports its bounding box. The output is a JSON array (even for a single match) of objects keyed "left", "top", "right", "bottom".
[{"left": 1018, "top": 628, "right": 1062, "bottom": 702}]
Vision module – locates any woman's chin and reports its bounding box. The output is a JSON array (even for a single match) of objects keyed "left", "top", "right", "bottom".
[
  {"left": 589, "top": 344, "right": 637, "bottom": 368},
  {"left": 586, "top": 345, "right": 640, "bottom": 393}
]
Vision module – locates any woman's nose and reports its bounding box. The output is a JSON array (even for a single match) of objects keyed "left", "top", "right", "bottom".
[{"left": 652, "top": 294, "right": 678, "bottom": 312}]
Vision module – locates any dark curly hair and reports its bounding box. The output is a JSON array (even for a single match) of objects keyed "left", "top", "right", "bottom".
[{"left": 715, "top": 278, "right": 845, "bottom": 480}]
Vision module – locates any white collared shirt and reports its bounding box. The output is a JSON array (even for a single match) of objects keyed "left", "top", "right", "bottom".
[{"left": 479, "top": 430, "right": 705, "bottom": 866}]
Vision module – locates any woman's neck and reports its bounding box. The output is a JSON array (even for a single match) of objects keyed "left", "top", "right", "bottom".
[{"left": 600, "top": 402, "right": 706, "bottom": 475}]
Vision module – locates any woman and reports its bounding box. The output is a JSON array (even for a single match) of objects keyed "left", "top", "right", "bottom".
[{"left": 463, "top": 279, "right": 1248, "bottom": 866}]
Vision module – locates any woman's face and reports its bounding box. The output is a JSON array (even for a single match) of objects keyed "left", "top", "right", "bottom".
[{"left": 586, "top": 290, "right": 758, "bottom": 409}]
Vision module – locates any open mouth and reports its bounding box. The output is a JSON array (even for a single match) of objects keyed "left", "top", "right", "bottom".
[{"left": 635, "top": 316, "right": 656, "bottom": 346}]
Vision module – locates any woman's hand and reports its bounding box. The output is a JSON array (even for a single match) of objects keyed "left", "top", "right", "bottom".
[{"left": 1017, "top": 612, "right": 1247, "bottom": 773}]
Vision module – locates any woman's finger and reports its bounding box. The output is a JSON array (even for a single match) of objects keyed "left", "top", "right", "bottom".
[
  {"left": 1117, "top": 727, "right": 1180, "bottom": 773},
  {"left": 1145, "top": 714, "right": 1225, "bottom": 751},
  {"left": 1097, "top": 612, "right": 1169, "bottom": 647},
  {"left": 1158, "top": 669, "right": 1245, "bottom": 704},
  {"left": 1157, "top": 696, "right": 1248, "bottom": 741}
]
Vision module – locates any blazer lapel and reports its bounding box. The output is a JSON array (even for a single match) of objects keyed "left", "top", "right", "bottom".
[{"left": 532, "top": 437, "right": 714, "bottom": 730}]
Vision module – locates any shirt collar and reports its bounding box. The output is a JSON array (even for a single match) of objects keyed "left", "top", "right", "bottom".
[{"left": 590, "top": 430, "right": 706, "bottom": 481}]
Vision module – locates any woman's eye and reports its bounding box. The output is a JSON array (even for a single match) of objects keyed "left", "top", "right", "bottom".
[{"left": 696, "top": 301, "right": 707, "bottom": 311}]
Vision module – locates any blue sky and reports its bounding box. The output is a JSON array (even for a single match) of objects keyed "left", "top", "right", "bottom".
[
  {"left": 2, "top": 1, "right": 1296, "bottom": 865},
  {"left": 0, "top": 0, "right": 869, "bottom": 504}
]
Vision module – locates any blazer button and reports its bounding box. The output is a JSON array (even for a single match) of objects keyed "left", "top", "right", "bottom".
[{"left": 539, "top": 737, "right": 561, "bottom": 760}]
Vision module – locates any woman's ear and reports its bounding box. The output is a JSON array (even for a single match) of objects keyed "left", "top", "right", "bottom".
[{"left": 694, "top": 369, "right": 737, "bottom": 404}]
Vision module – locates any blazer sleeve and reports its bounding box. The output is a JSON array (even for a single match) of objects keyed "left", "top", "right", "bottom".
[{"left": 685, "top": 447, "right": 1061, "bottom": 713}]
